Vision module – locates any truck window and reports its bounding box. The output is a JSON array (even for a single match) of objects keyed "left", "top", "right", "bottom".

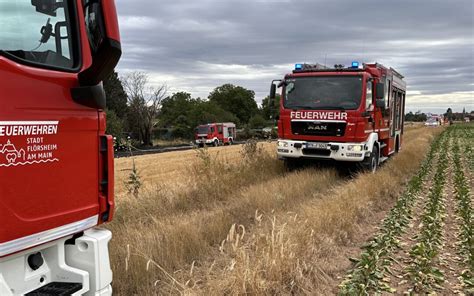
[
  {"left": 284, "top": 76, "right": 363, "bottom": 110},
  {"left": 218, "top": 125, "right": 223, "bottom": 134},
  {"left": 0, "top": 0, "right": 78, "bottom": 70},
  {"left": 365, "top": 80, "right": 373, "bottom": 110},
  {"left": 197, "top": 126, "right": 210, "bottom": 134}
]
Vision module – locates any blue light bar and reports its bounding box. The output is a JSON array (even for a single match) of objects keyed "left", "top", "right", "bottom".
[
  {"left": 295, "top": 63, "right": 303, "bottom": 70},
  {"left": 351, "top": 61, "right": 359, "bottom": 68}
]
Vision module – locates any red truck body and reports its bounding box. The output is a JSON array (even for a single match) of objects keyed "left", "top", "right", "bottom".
[
  {"left": 272, "top": 63, "right": 406, "bottom": 171},
  {"left": 0, "top": 0, "right": 121, "bottom": 294},
  {"left": 195, "top": 122, "right": 236, "bottom": 146}
]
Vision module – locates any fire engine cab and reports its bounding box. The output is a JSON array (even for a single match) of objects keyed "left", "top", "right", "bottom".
[
  {"left": 270, "top": 62, "right": 406, "bottom": 171},
  {"left": 195, "top": 122, "right": 236, "bottom": 147},
  {"left": 1, "top": 0, "right": 121, "bottom": 295}
]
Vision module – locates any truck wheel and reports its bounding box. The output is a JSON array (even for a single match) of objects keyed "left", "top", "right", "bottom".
[
  {"left": 229, "top": 138, "right": 233, "bottom": 145},
  {"left": 362, "top": 146, "right": 378, "bottom": 173},
  {"left": 214, "top": 140, "right": 219, "bottom": 147}
]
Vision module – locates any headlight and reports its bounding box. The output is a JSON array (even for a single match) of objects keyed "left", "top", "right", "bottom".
[
  {"left": 347, "top": 145, "right": 363, "bottom": 152},
  {"left": 278, "top": 141, "right": 289, "bottom": 147}
]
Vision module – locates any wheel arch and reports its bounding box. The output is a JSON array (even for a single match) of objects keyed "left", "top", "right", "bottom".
[{"left": 365, "top": 132, "right": 379, "bottom": 153}]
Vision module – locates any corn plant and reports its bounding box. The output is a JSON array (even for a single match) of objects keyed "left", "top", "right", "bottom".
[
  {"left": 452, "top": 133, "right": 474, "bottom": 294},
  {"left": 339, "top": 130, "right": 444, "bottom": 295},
  {"left": 406, "top": 131, "right": 449, "bottom": 293}
]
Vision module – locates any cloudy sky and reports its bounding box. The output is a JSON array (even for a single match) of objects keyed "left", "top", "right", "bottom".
[{"left": 115, "top": 0, "right": 473, "bottom": 113}]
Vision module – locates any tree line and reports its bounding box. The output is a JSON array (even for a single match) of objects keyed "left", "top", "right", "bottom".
[
  {"left": 104, "top": 71, "right": 472, "bottom": 147},
  {"left": 104, "top": 71, "right": 279, "bottom": 146}
]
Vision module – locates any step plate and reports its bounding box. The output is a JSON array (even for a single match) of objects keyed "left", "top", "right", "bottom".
[{"left": 26, "top": 282, "right": 82, "bottom": 296}]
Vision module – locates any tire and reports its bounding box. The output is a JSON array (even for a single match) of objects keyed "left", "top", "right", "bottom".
[
  {"left": 361, "top": 145, "right": 379, "bottom": 173},
  {"left": 229, "top": 138, "right": 233, "bottom": 145},
  {"left": 214, "top": 140, "right": 219, "bottom": 147},
  {"left": 395, "top": 137, "right": 400, "bottom": 153}
]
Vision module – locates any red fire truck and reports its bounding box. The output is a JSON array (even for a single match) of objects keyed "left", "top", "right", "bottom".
[
  {"left": 0, "top": 0, "right": 121, "bottom": 295},
  {"left": 270, "top": 62, "right": 406, "bottom": 172},
  {"left": 195, "top": 123, "right": 236, "bottom": 147}
]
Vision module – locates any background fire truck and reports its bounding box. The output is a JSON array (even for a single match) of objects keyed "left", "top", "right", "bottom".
[
  {"left": 0, "top": 0, "right": 121, "bottom": 295},
  {"left": 270, "top": 62, "right": 406, "bottom": 172},
  {"left": 195, "top": 122, "right": 236, "bottom": 147}
]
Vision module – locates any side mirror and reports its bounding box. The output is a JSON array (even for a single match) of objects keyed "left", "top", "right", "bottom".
[
  {"left": 79, "top": 0, "right": 122, "bottom": 86},
  {"left": 270, "top": 83, "right": 276, "bottom": 99},
  {"left": 31, "top": 0, "right": 59, "bottom": 16},
  {"left": 376, "top": 99, "right": 386, "bottom": 109},
  {"left": 375, "top": 82, "right": 385, "bottom": 100}
]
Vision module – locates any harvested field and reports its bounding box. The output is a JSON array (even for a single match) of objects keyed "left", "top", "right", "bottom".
[{"left": 107, "top": 124, "right": 473, "bottom": 295}]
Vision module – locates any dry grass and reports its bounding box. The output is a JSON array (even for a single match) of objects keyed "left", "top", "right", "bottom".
[{"left": 109, "top": 126, "right": 442, "bottom": 295}]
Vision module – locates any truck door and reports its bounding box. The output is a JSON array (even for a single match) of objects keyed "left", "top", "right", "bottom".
[
  {"left": 390, "top": 90, "right": 398, "bottom": 137},
  {"left": 364, "top": 79, "right": 375, "bottom": 133},
  {"left": 0, "top": 1, "right": 101, "bottom": 255},
  {"left": 217, "top": 124, "right": 224, "bottom": 142},
  {"left": 374, "top": 78, "right": 391, "bottom": 141}
]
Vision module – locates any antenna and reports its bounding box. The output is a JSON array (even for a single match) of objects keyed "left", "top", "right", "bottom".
[{"left": 324, "top": 54, "right": 327, "bottom": 67}]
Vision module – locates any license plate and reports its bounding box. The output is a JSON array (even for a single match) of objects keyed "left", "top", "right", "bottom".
[{"left": 306, "top": 142, "right": 328, "bottom": 149}]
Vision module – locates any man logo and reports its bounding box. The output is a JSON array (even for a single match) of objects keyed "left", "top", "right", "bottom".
[{"left": 307, "top": 124, "right": 328, "bottom": 131}]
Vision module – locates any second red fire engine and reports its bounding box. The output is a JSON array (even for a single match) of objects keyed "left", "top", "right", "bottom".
[
  {"left": 270, "top": 62, "right": 406, "bottom": 171},
  {"left": 195, "top": 122, "right": 236, "bottom": 147}
]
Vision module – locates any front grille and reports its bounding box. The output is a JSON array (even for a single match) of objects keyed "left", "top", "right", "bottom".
[
  {"left": 291, "top": 121, "right": 346, "bottom": 137},
  {"left": 302, "top": 148, "right": 331, "bottom": 156}
]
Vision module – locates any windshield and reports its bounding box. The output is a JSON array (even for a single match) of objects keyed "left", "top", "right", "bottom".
[
  {"left": 284, "top": 76, "right": 363, "bottom": 110},
  {"left": 0, "top": 0, "right": 77, "bottom": 70},
  {"left": 197, "top": 126, "right": 210, "bottom": 134}
]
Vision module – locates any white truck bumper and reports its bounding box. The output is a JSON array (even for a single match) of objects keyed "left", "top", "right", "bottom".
[
  {"left": 277, "top": 139, "right": 369, "bottom": 162},
  {"left": 195, "top": 139, "right": 214, "bottom": 144},
  {"left": 0, "top": 228, "right": 113, "bottom": 296}
]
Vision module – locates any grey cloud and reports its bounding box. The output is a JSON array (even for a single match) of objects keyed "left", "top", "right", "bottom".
[{"left": 115, "top": 0, "right": 473, "bottom": 112}]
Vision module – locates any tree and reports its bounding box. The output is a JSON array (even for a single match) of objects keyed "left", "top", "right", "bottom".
[
  {"left": 122, "top": 72, "right": 167, "bottom": 146},
  {"left": 105, "top": 109, "right": 124, "bottom": 139},
  {"left": 208, "top": 84, "right": 258, "bottom": 124},
  {"left": 158, "top": 92, "right": 241, "bottom": 139},
  {"left": 405, "top": 111, "right": 427, "bottom": 122},
  {"left": 261, "top": 94, "right": 281, "bottom": 120},
  {"left": 444, "top": 108, "right": 453, "bottom": 121},
  {"left": 188, "top": 101, "right": 238, "bottom": 127},
  {"left": 249, "top": 114, "right": 267, "bottom": 129},
  {"left": 159, "top": 92, "right": 196, "bottom": 128},
  {"left": 103, "top": 71, "right": 128, "bottom": 119}
]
